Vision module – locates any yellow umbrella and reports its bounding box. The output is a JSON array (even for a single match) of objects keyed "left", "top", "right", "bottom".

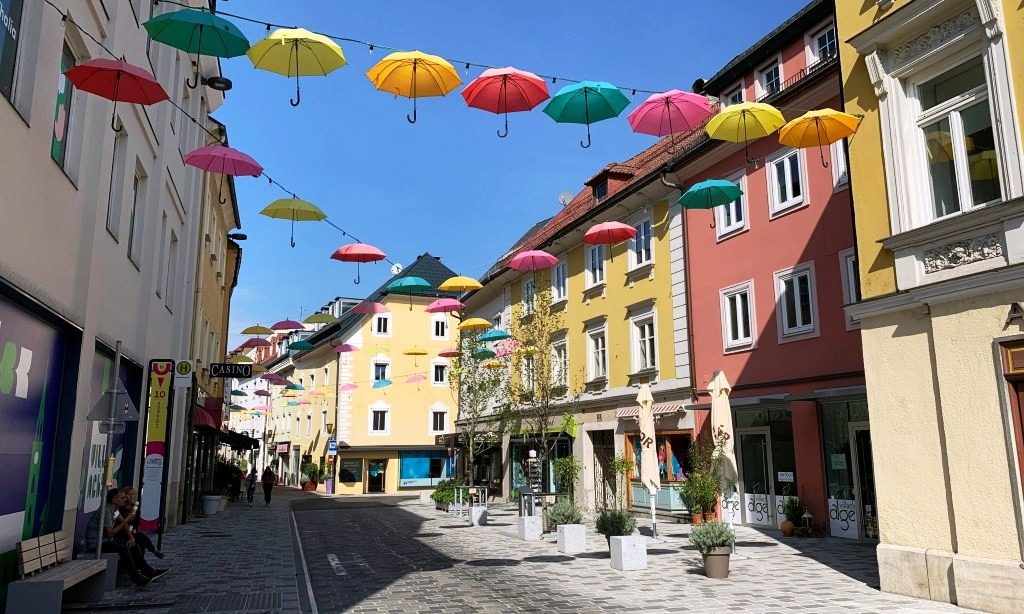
[
  {"left": 251, "top": 364, "right": 267, "bottom": 374},
  {"left": 779, "top": 108, "right": 861, "bottom": 167},
  {"left": 367, "top": 50, "right": 462, "bottom": 123},
  {"left": 259, "top": 198, "right": 327, "bottom": 247},
  {"left": 705, "top": 101, "right": 785, "bottom": 162},
  {"left": 482, "top": 359, "right": 505, "bottom": 369},
  {"left": 403, "top": 346, "right": 428, "bottom": 366},
  {"left": 304, "top": 313, "right": 338, "bottom": 325},
  {"left": 241, "top": 325, "right": 274, "bottom": 335},
  {"left": 439, "top": 275, "right": 483, "bottom": 292},
  {"left": 246, "top": 28, "right": 346, "bottom": 106},
  {"left": 228, "top": 355, "right": 254, "bottom": 364},
  {"left": 457, "top": 317, "right": 492, "bottom": 331}
]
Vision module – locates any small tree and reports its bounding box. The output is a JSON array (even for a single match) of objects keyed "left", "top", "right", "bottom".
[{"left": 552, "top": 456, "right": 582, "bottom": 499}]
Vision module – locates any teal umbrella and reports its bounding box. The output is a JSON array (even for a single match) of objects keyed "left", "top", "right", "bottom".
[
  {"left": 386, "top": 276, "right": 432, "bottom": 310},
  {"left": 287, "top": 401, "right": 300, "bottom": 406},
  {"left": 678, "top": 179, "right": 743, "bottom": 229},
  {"left": 472, "top": 348, "right": 497, "bottom": 360},
  {"left": 372, "top": 379, "right": 392, "bottom": 389},
  {"left": 285, "top": 383, "right": 304, "bottom": 391},
  {"left": 543, "top": 81, "right": 630, "bottom": 148},
  {"left": 288, "top": 340, "right": 314, "bottom": 351},
  {"left": 479, "top": 329, "right": 511, "bottom": 343},
  {"left": 143, "top": 9, "right": 250, "bottom": 87}
]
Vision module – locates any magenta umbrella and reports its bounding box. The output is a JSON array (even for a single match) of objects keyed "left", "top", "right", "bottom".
[
  {"left": 271, "top": 319, "right": 304, "bottom": 331},
  {"left": 255, "top": 390, "right": 271, "bottom": 397},
  {"left": 426, "top": 298, "right": 464, "bottom": 313},
  {"left": 462, "top": 66, "right": 550, "bottom": 138},
  {"left": 627, "top": 89, "right": 712, "bottom": 140},
  {"left": 183, "top": 144, "right": 263, "bottom": 204},
  {"left": 508, "top": 250, "right": 558, "bottom": 271},
  {"left": 330, "top": 243, "right": 387, "bottom": 284},
  {"left": 333, "top": 343, "right": 360, "bottom": 353},
  {"left": 351, "top": 301, "right": 390, "bottom": 315}
]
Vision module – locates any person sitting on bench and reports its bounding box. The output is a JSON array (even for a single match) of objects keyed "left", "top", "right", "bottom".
[
  {"left": 118, "top": 486, "right": 164, "bottom": 559},
  {"left": 86, "top": 488, "right": 167, "bottom": 588}
]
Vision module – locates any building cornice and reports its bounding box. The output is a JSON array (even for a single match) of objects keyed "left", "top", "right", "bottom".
[{"left": 880, "top": 197, "right": 1024, "bottom": 252}]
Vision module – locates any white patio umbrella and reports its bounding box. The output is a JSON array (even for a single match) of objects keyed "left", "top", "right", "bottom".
[
  {"left": 636, "top": 383, "right": 660, "bottom": 539},
  {"left": 708, "top": 369, "right": 738, "bottom": 549}
]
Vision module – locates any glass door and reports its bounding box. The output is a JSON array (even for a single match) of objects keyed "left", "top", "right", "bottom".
[
  {"left": 850, "top": 423, "right": 878, "bottom": 541},
  {"left": 367, "top": 459, "right": 386, "bottom": 493},
  {"left": 737, "top": 428, "right": 774, "bottom": 527}
]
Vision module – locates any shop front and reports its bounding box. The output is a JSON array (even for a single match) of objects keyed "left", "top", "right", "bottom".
[
  {"left": 332, "top": 447, "right": 451, "bottom": 494},
  {"left": 509, "top": 435, "right": 572, "bottom": 496},
  {"left": 618, "top": 404, "right": 692, "bottom": 514},
  {"left": 275, "top": 442, "right": 290, "bottom": 485},
  {"left": 728, "top": 405, "right": 800, "bottom": 530},
  {"left": 819, "top": 399, "right": 876, "bottom": 541}
]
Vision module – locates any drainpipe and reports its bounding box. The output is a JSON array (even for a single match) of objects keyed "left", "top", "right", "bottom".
[{"left": 660, "top": 171, "right": 699, "bottom": 406}]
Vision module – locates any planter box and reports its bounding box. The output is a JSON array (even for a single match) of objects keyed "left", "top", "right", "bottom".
[
  {"left": 435, "top": 502, "right": 451, "bottom": 512},
  {"left": 517, "top": 516, "right": 542, "bottom": 541},
  {"left": 201, "top": 496, "right": 220, "bottom": 516},
  {"left": 610, "top": 535, "right": 647, "bottom": 571},
  {"left": 557, "top": 524, "right": 586, "bottom": 554},
  {"left": 419, "top": 492, "right": 432, "bottom": 505},
  {"left": 702, "top": 546, "right": 731, "bottom": 579},
  {"left": 218, "top": 496, "right": 227, "bottom": 512},
  {"left": 468, "top": 505, "right": 487, "bottom": 526}
]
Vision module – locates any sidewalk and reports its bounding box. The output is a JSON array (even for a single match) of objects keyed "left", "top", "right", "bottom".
[{"left": 65, "top": 487, "right": 310, "bottom": 614}]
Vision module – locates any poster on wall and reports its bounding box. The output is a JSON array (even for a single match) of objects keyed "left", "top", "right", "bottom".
[
  {"left": 140, "top": 360, "right": 173, "bottom": 532},
  {"left": 0, "top": 0, "right": 26, "bottom": 100},
  {"left": 0, "top": 296, "right": 68, "bottom": 588},
  {"left": 743, "top": 492, "right": 772, "bottom": 526},
  {"left": 828, "top": 497, "right": 859, "bottom": 539},
  {"left": 720, "top": 489, "right": 741, "bottom": 525}
]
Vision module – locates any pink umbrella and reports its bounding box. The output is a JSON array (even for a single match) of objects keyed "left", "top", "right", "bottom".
[
  {"left": 406, "top": 374, "right": 426, "bottom": 384},
  {"left": 255, "top": 390, "right": 271, "bottom": 397},
  {"left": 334, "top": 343, "right": 360, "bottom": 353},
  {"left": 253, "top": 405, "right": 272, "bottom": 411},
  {"left": 438, "top": 348, "right": 461, "bottom": 358},
  {"left": 351, "top": 301, "right": 390, "bottom": 315},
  {"left": 339, "top": 383, "right": 358, "bottom": 392},
  {"left": 627, "top": 89, "right": 712, "bottom": 137},
  {"left": 307, "top": 390, "right": 325, "bottom": 397},
  {"left": 298, "top": 398, "right": 311, "bottom": 405},
  {"left": 183, "top": 144, "right": 263, "bottom": 204},
  {"left": 426, "top": 298, "right": 465, "bottom": 313},
  {"left": 462, "top": 67, "right": 550, "bottom": 138},
  {"left": 271, "top": 319, "right": 304, "bottom": 331},
  {"left": 584, "top": 221, "right": 636, "bottom": 245},
  {"left": 330, "top": 243, "right": 387, "bottom": 284},
  {"left": 508, "top": 250, "right": 558, "bottom": 271}
]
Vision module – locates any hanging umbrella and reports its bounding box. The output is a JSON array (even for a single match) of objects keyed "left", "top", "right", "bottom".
[
  {"left": 340, "top": 383, "right": 358, "bottom": 392},
  {"left": 288, "top": 341, "right": 313, "bottom": 351},
  {"left": 482, "top": 359, "right": 505, "bottom": 369},
  {"left": 247, "top": 28, "right": 347, "bottom": 106},
  {"left": 406, "top": 374, "right": 427, "bottom": 384},
  {"left": 297, "top": 398, "right": 311, "bottom": 405},
  {"left": 229, "top": 403, "right": 244, "bottom": 410},
  {"left": 479, "top": 329, "right": 511, "bottom": 342},
  {"left": 251, "top": 364, "right": 267, "bottom": 374},
  {"left": 230, "top": 389, "right": 247, "bottom": 396},
  {"left": 351, "top": 301, "right": 390, "bottom": 315},
  {"left": 678, "top": 179, "right": 743, "bottom": 229},
  {"left": 583, "top": 221, "right": 637, "bottom": 245},
  {"left": 367, "top": 50, "right": 462, "bottom": 123},
  {"left": 228, "top": 355, "right": 254, "bottom": 364},
  {"left": 438, "top": 276, "right": 483, "bottom": 292},
  {"left": 508, "top": 250, "right": 558, "bottom": 272},
  {"left": 462, "top": 66, "right": 550, "bottom": 137},
  {"left": 255, "top": 390, "right": 271, "bottom": 397},
  {"left": 241, "top": 324, "right": 274, "bottom": 335},
  {"left": 705, "top": 101, "right": 785, "bottom": 163},
  {"left": 543, "top": 81, "right": 630, "bottom": 148},
  {"left": 259, "top": 198, "right": 326, "bottom": 247},
  {"left": 438, "top": 347, "right": 461, "bottom": 358},
  {"left": 472, "top": 348, "right": 497, "bottom": 360},
  {"left": 372, "top": 379, "right": 392, "bottom": 389},
  {"left": 778, "top": 108, "right": 861, "bottom": 167},
  {"left": 271, "top": 319, "right": 304, "bottom": 331},
  {"left": 253, "top": 405, "right": 272, "bottom": 411},
  {"left": 304, "top": 313, "right": 338, "bottom": 325},
  {"left": 241, "top": 338, "right": 271, "bottom": 348},
  {"left": 333, "top": 343, "right": 360, "bottom": 353},
  {"left": 404, "top": 346, "right": 428, "bottom": 367},
  {"left": 260, "top": 373, "right": 281, "bottom": 382},
  {"left": 143, "top": 8, "right": 250, "bottom": 87},
  {"left": 458, "top": 318, "right": 492, "bottom": 332},
  {"left": 386, "top": 276, "right": 432, "bottom": 310},
  {"left": 286, "top": 401, "right": 300, "bottom": 407},
  {"left": 64, "top": 59, "right": 169, "bottom": 131},
  {"left": 331, "top": 243, "right": 387, "bottom": 284},
  {"left": 627, "top": 90, "right": 712, "bottom": 141},
  {"left": 426, "top": 298, "right": 464, "bottom": 313},
  {"left": 183, "top": 144, "right": 263, "bottom": 204}
]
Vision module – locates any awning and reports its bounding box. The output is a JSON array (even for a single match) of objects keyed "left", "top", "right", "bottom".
[
  {"left": 194, "top": 398, "right": 222, "bottom": 429},
  {"left": 220, "top": 429, "right": 260, "bottom": 451},
  {"left": 615, "top": 403, "right": 683, "bottom": 418}
]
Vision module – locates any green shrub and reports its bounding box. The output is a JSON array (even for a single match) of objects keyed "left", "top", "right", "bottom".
[
  {"left": 547, "top": 497, "right": 583, "bottom": 526},
  {"left": 430, "top": 478, "right": 460, "bottom": 504},
  {"left": 689, "top": 520, "right": 735, "bottom": 555},
  {"left": 552, "top": 456, "right": 582, "bottom": 497},
  {"left": 301, "top": 462, "right": 320, "bottom": 484},
  {"left": 595, "top": 508, "right": 636, "bottom": 537},
  {"left": 783, "top": 497, "right": 806, "bottom": 523}
]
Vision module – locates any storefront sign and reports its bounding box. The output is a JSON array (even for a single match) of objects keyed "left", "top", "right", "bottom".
[
  {"left": 720, "top": 490, "right": 741, "bottom": 525},
  {"left": 828, "top": 498, "right": 859, "bottom": 539},
  {"left": 743, "top": 493, "right": 772, "bottom": 527},
  {"left": 173, "top": 360, "right": 192, "bottom": 388},
  {"left": 209, "top": 362, "right": 252, "bottom": 378},
  {"left": 338, "top": 458, "right": 362, "bottom": 482},
  {"left": 140, "top": 360, "right": 174, "bottom": 532},
  {"left": 830, "top": 454, "right": 847, "bottom": 470},
  {"left": 276, "top": 443, "right": 290, "bottom": 454},
  {"left": 777, "top": 471, "right": 794, "bottom": 483},
  {"left": 1006, "top": 302, "right": 1024, "bottom": 327}
]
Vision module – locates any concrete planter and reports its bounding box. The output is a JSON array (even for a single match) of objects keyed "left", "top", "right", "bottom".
[
  {"left": 517, "top": 516, "right": 542, "bottom": 541},
  {"left": 468, "top": 505, "right": 488, "bottom": 526},
  {"left": 201, "top": 496, "right": 220, "bottom": 516},
  {"left": 218, "top": 496, "right": 227, "bottom": 512},
  {"left": 702, "top": 546, "right": 731, "bottom": 579},
  {"left": 610, "top": 535, "right": 647, "bottom": 571},
  {"left": 556, "top": 524, "right": 586, "bottom": 554},
  {"left": 419, "top": 492, "right": 432, "bottom": 505}
]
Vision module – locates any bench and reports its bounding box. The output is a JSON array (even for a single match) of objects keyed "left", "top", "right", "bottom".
[{"left": 7, "top": 531, "right": 108, "bottom": 613}]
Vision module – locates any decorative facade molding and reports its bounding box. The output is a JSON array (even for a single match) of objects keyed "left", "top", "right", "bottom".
[
  {"left": 923, "top": 234, "right": 1003, "bottom": 273},
  {"left": 975, "top": 0, "right": 1002, "bottom": 41},
  {"left": 864, "top": 51, "right": 888, "bottom": 99},
  {"left": 891, "top": 7, "right": 980, "bottom": 68}
]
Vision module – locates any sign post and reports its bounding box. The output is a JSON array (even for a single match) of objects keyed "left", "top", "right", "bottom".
[{"left": 140, "top": 360, "right": 174, "bottom": 541}]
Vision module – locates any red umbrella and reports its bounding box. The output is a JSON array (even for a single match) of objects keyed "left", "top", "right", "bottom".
[
  {"left": 184, "top": 144, "right": 263, "bottom": 204},
  {"left": 255, "top": 390, "right": 271, "bottom": 397},
  {"left": 330, "top": 243, "right": 387, "bottom": 284},
  {"left": 333, "top": 343, "right": 360, "bottom": 353},
  {"left": 462, "top": 67, "right": 550, "bottom": 138},
  {"left": 426, "top": 298, "right": 465, "bottom": 313},
  {"left": 508, "top": 250, "right": 558, "bottom": 271},
  {"left": 438, "top": 348, "right": 461, "bottom": 358},
  {"left": 64, "top": 59, "right": 169, "bottom": 131},
  {"left": 584, "top": 221, "right": 637, "bottom": 246},
  {"left": 351, "top": 301, "right": 390, "bottom": 315},
  {"left": 271, "top": 319, "right": 304, "bottom": 331},
  {"left": 241, "top": 338, "right": 272, "bottom": 348}
]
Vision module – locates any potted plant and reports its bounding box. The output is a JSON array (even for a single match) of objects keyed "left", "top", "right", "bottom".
[
  {"left": 430, "top": 479, "right": 457, "bottom": 511},
  {"left": 595, "top": 508, "right": 637, "bottom": 545},
  {"left": 201, "top": 490, "right": 221, "bottom": 516},
  {"left": 548, "top": 497, "right": 586, "bottom": 553},
  {"left": 781, "top": 497, "right": 805, "bottom": 537},
  {"left": 301, "top": 462, "right": 320, "bottom": 491},
  {"left": 690, "top": 503, "right": 704, "bottom": 525},
  {"left": 689, "top": 520, "right": 735, "bottom": 579}
]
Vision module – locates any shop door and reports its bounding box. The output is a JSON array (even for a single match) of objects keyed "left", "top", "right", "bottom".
[
  {"left": 737, "top": 428, "right": 774, "bottom": 527},
  {"left": 592, "top": 433, "right": 615, "bottom": 510},
  {"left": 367, "top": 459, "right": 386, "bottom": 493},
  {"left": 850, "top": 423, "right": 878, "bottom": 540}
]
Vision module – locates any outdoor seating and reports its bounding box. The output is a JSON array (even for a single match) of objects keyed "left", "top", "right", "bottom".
[{"left": 8, "top": 531, "right": 108, "bottom": 613}]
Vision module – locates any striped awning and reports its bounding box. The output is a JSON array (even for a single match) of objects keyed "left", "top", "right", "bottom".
[{"left": 615, "top": 403, "right": 682, "bottom": 418}]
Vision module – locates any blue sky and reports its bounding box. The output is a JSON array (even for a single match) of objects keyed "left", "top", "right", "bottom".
[{"left": 219, "top": 0, "right": 810, "bottom": 349}]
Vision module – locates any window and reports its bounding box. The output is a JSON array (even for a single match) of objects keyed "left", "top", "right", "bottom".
[
  {"left": 716, "top": 174, "right": 747, "bottom": 237},
  {"left": 588, "top": 330, "right": 607, "bottom": 380},
  {"left": 492, "top": 314, "right": 502, "bottom": 330},
  {"left": 373, "top": 359, "right": 390, "bottom": 382},
  {"left": 768, "top": 150, "right": 804, "bottom": 214},
  {"left": 551, "top": 260, "right": 568, "bottom": 302},
  {"left": 430, "top": 406, "right": 448, "bottom": 434},
  {"left": 156, "top": 213, "right": 167, "bottom": 297},
  {"left": 839, "top": 248, "right": 860, "bottom": 329},
  {"left": 758, "top": 60, "right": 781, "bottom": 97},
  {"left": 370, "top": 404, "right": 389, "bottom": 435},
  {"left": 918, "top": 56, "right": 1002, "bottom": 220},
  {"left": 0, "top": 0, "right": 25, "bottom": 102},
  {"left": 811, "top": 24, "right": 837, "bottom": 62},
  {"left": 551, "top": 341, "right": 567, "bottom": 388},
  {"left": 775, "top": 264, "right": 818, "bottom": 337},
  {"left": 631, "top": 219, "right": 653, "bottom": 267},
  {"left": 321, "top": 412, "right": 327, "bottom": 435},
  {"left": 633, "top": 317, "right": 657, "bottom": 371},
  {"left": 106, "top": 131, "right": 128, "bottom": 238},
  {"left": 164, "top": 232, "right": 178, "bottom": 310},
  {"left": 832, "top": 139, "right": 849, "bottom": 188},
  {"left": 721, "top": 281, "right": 754, "bottom": 349},
  {"left": 127, "top": 168, "right": 146, "bottom": 265},
  {"left": 522, "top": 276, "right": 535, "bottom": 316},
  {"left": 432, "top": 316, "right": 448, "bottom": 340},
  {"left": 51, "top": 42, "right": 77, "bottom": 170},
  {"left": 593, "top": 181, "right": 608, "bottom": 200},
  {"left": 373, "top": 314, "right": 391, "bottom": 336},
  {"left": 306, "top": 414, "right": 312, "bottom": 436},
  {"left": 432, "top": 362, "right": 448, "bottom": 385},
  {"left": 520, "top": 354, "right": 535, "bottom": 393},
  {"left": 586, "top": 245, "right": 605, "bottom": 287},
  {"left": 722, "top": 83, "right": 743, "bottom": 107}
]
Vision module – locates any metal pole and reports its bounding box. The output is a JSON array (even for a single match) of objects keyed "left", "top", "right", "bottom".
[
  {"left": 96, "top": 340, "right": 122, "bottom": 560},
  {"left": 650, "top": 494, "right": 657, "bottom": 541}
]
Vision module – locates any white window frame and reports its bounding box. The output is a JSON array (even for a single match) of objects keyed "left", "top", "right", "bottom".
[
  {"left": 767, "top": 148, "right": 806, "bottom": 216},
  {"left": 807, "top": 20, "right": 837, "bottom": 65},
  {"left": 431, "top": 314, "right": 448, "bottom": 340},
  {"left": 368, "top": 401, "right": 390, "bottom": 436},
  {"left": 838, "top": 248, "right": 860, "bottom": 330},
  {"left": 722, "top": 80, "right": 744, "bottom": 107},
  {"left": 716, "top": 172, "right": 748, "bottom": 239},
  {"left": 428, "top": 402, "right": 448, "bottom": 435},
  {"left": 629, "top": 217, "right": 654, "bottom": 269},
  {"left": 831, "top": 138, "right": 849, "bottom": 189},
  {"left": 520, "top": 353, "right": 535, "bottom": 393},
  {"left": 373, "top": 313, "right": 391, "bottom": 337},
  {"left": 306, "top": 413, "right": 312, "bottom": 436},
  {"left": 551, "top": 339, "right": 568, "bottom": 388},
  {"left": 321, "top": 411, "right": 328, "bottom": 436},
  {"left": 551, "top": 259, "right": 568, "bottom": 303},
  {"left": 631, "top": 312, "right": 657, "bottom": 373},
  {"left": 431, "top": 360, "right": 448, "bottom": 386},
  {"left": 756, "top": 56, "right": 783, "bottom": 98},
  {"left": 522, "top": 275, "right": 536, "bottom": 316},
  {"left": 720, "top": 280, "right": 756, "bottom": 351},
  {"left": 371, "top": 354, "right": 391, "bottom": 382},
  {"left": 587, "top": 328, "right": 608, "bottom": 381},
  {"left": 774, "top": 262, "right": 820, "bottom": 341},
  {"left": 586, "top": 245, "right": 606, "bottom": 288}
]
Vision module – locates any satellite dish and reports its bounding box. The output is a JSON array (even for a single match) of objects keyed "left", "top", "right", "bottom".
[
  {"left": 390, "top": 263, "right": 403, "bottom": 275},
  {"left": 558, "top": 192, "right": 574, "bottom": 206}
]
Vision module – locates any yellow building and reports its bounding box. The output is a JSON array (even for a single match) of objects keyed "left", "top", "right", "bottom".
[
  {"left": 839, "top": 1, "right": 1024, "bottom": 611},
  {"left": 465, "top": 153, "right": 695, "bottom": 514}
]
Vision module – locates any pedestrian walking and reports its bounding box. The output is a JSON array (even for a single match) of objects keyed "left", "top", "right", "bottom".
[
  {"left": 261, "top": 467, "right": 276, "bottom": 507},
  {"left": 246, "top": 468, "right": 258, "bottom": 507}
]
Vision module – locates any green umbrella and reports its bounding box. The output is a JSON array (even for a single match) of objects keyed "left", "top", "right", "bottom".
[
  {"left": 386, "top": 276, "right": 432, "bottom": 310},
  {"left": 288, "top": 341, "right": 314, "bottom": 351},
  {"left": 230, "top": 389, "right": 247, "bottom": 397},
  {"left": 144, "top": 8, "right": 250, "bottom": 87},
  {"left": 479, "top": 329, "right": 511, "bottom": 342},
  {"left": 472, "top": 348, "right": 497, "bottom": 360},
  {"left": 229, "top": 403, "right": 244, "bottom": 410},
  {"left": 678, "top": 179, "right": 743, "bottom": 229},
  {"left": 543, "top": 81, "right": 630, "bottom": 148}
]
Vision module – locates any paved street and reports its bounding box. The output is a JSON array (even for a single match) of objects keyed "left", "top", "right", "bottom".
[{"left": 69, "top": 490, "right": 976, "bottom": 613}]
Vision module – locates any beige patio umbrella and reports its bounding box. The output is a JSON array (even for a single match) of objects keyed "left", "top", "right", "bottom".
[
  {"left": 636, "top": 383, "right": 660, "bottom": 539},
  {"left": 708, "top": 369, "right": 738, "bottom": 537}
]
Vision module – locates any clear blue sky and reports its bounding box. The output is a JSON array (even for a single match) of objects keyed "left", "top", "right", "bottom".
[{"left": 219, "top": 0, "right": 810, "bottom": 349}]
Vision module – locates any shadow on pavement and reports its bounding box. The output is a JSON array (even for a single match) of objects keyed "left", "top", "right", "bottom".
[
  {"left": 464, "top": 558, "right": 522, "bottom": 567},
  {"left": 522, "top": 555, "right": 574, "bottom": 563}
]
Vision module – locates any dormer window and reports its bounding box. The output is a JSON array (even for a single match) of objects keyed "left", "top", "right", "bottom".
[{"left": 593, "top": 181, "right": 608, "bottom": 200}]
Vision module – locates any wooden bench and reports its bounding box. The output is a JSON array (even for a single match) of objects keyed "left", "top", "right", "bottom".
[{"left": 7, "top": 531, "right": 108, "bottom": 613}]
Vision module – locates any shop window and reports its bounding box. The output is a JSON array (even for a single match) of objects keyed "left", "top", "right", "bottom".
[
  {"left": 51, "top": 41, "right": 77, "bottom": 171},
  {"left": 398, "top": 450, "right": 451, "bottom": 487},
  {"left": 626, "top": 432, "right": 692, "bottom": 482},
  {"left": 0, "top": 0, "right": 26, "bottom": 103}
]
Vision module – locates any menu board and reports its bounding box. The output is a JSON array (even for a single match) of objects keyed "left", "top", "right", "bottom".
[{"left": 338, "top": 458, "right": 363, "bottom": 483}]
